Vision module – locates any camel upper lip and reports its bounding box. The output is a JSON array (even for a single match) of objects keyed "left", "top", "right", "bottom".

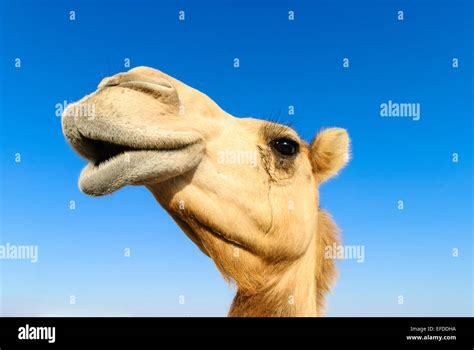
[{"left": 62, "top": 106, "right": 202, "bottom": 167}]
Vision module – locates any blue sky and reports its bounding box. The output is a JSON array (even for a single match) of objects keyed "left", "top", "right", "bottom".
[{"left": 0, "top": 0, "right": 472, "bottom": 316}]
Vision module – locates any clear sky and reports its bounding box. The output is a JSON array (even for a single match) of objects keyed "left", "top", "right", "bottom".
[{"left": 0, "top": 0, "right": 472, "bottom": 316}]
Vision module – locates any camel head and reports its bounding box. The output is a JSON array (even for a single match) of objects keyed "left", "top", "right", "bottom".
[{"left": 62, "top": 66, "right": 350, "bottom": 316}]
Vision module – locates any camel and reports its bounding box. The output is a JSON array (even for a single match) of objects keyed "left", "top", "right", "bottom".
[{"left": 61, "top": 66, "right": 350, "bottom": 317}]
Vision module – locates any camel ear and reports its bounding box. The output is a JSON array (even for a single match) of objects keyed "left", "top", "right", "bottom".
[{"left": 310, "top": 128, "right": 350, "bottom": 183}]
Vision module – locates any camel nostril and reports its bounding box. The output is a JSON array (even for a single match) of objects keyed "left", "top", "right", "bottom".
[
  {"left": 98, "top": 74, "right": 174, "bottom": 92},
  {"left": 98, "top": 76, "right": 120, "bottom": 89},
  {"left": 95, "top": 72, "right": 179, "bottom": 106},
  {"left": 155, "top": 78, "right": 173, "bottom": 89}
]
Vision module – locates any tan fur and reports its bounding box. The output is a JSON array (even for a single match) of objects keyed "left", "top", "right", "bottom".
[
  {"left": 315, "top": 209, "right": 340, "bottom": 314},
  {"left": 62, "top": 66, "right": 350, "bottom": 317}
]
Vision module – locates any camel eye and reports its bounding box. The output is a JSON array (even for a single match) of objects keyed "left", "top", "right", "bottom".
[{"left": 271, "top": 138, "right": 299, "bottom": 156}]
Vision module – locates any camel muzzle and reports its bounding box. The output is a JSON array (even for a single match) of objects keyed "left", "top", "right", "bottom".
[{"left": 61, "top": 73, "right": 205, "bottom": 196}]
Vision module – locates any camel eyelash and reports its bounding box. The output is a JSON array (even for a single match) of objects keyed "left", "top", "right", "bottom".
[{"left": 259, "top": 123, "right": 299, "bottom": 146}]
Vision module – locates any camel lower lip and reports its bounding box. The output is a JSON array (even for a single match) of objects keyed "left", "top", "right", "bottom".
[{"left": 78, "top": 142, "right": 204, "bottom": 196}]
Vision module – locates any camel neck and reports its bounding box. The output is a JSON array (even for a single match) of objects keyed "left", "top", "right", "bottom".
[{"left": 228, "top": 246, "right": 318, "bottom": 317}]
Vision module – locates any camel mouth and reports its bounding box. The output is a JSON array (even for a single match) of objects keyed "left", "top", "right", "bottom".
[
  {"left": 78, "top": 142, "right": 203, "bottom": 197},
  {"left": 62, "top": 106, "right": 204, "bottom": 197},
  {"left": 80, "top": 137, "right": 142, "bottom": 167}
]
